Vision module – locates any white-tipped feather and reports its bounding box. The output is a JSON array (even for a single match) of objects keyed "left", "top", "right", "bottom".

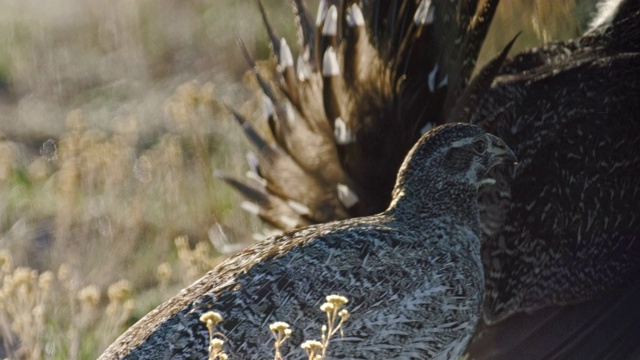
[
  {"left": 438, "top": 75, "right": 448, "bottom": 89},
  {"left": 414, "top": 0, "right": 435, "bottom": 25},
  {"left": 315, "top": 0, "right": 328, "bottom": 26},
  {"left": 287, "top": 200, "right": 311, "bottom": 216},
  {"left": 278, "top": 38, "right": 294, "bottom": 70},
  {"left": 262, "top": 95, "right": 274, "bottom": 118},
  {"left": 322, "top": 6, "right": 338, "bottom": 36},
  {"left": 421, "top": 122, "right": 435, "bottom": 135},
  {"left": 588, "top": 0, "right": 624, "bottom": 31},
  {"left": 337, "top": 183, "right": 359, "bottom": 208},
  {"left": 251, "top": 228, "right": 282, "bottom": 242},
  {"left": 334, "top": 117, "right": 355, "bottom": 145},
  {"left": 296, "top": 55, "right": 307, "bottom": 82},
  {"left": 246, "top": 151, "right": 260, "bottom": 174},
  {"left": 208, "top": 223, "right": 245, "bottom": 255},
  {"left": 322, "top": 47, "right": 340, "bottom": 76},
  {"left": 428, "top": 63, "right": 439, "bottom": 92},
  {"left": 427, "top": 4, "right": 435, "bottom": 24},
  {"left": 477, "top": 178, "right": 497, "bottom": 188},
  {"left": 246, "top": 171, "right": 267, "bottom": 187},
  {"left": 297, "top": 47, "right": 313, "bottom": 81},
  {"left": 285, "top": 102, "right": 296, "bottom": 124},
  {"left": 240, "top": 201, "right": 261, "bottom": 215},
  {"left": 278, "top": 215, "right": 299, "bottom": 229},
  {"left": 347, "top": 4, "right": 365, "bottom": 27},
  {"left": 245, "top": 151, "right": 267, "bottom": 187}
]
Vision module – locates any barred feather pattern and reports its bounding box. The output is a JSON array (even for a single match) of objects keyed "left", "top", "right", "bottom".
[
  {"left": 223, "top": 1, "right": 640, "bottom": 359},
  {"left": 119, "top": 218, "right": 483, "bottom": 359},
  {"left": 102, "top": 0, "right": 640, "bottom": 359},
  {"left": 101, "top": 124, "right": 512, "bottom": 359},
  {"left": 221, "top": 0, "right": 500, "bottom": 224}
]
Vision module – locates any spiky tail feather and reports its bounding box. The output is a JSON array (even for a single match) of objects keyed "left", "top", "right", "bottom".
[{"left": 226, "top": 1, "right": 640, "bottom": 359}]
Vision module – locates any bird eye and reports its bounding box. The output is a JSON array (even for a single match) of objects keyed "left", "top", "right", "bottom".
[{"left": 473, "top": 139, "right": 487, "bottom": 154}]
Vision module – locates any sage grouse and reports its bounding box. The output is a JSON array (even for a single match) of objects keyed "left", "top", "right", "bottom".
[
  {"left": 217, "top": 0, "right": 639, "bottom": 359},
  {"left": 100, "top": 124, "right": 516, "bottom": 359}
]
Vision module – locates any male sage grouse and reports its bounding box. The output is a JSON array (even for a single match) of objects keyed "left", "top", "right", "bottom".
[
  {"left": 218, "top": 0, "right": 638, "bottom": 359},
  {"left": 101, "top": 124, "right": 517, "bottom": 359}
]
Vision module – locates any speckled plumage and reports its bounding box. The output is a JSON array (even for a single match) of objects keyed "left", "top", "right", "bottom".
[
  {"left": 215, "top": 2, "right": 639, "bottom": 358},
  {"left": 466, "top": 11, "right": 640, "bottom": 357},
  {"left": 474, "top": 50, "right": 640, "bottom": 323},
  {"left": 100, "top": 124, "right": 515, "bottom": 359},
  {"left": 103, "top": 1, "right": 640, "bottom": 358}
]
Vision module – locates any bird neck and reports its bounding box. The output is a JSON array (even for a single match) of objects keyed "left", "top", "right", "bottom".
[{"left": 386, "top": 180, "right": 481, "bottom": 234}]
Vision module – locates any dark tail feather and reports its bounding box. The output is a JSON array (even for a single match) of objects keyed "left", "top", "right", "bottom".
[
  {"left": 344, "top": 3, "right": 369, "bottom": 87},
  {"left": 321, "top": 46, "right": 345, "bottom": 137},
  {"left": 460, "top": 0, "right": 501, "bottom": 86},
  {"left": 228, "top": 106, "right": 349, "bottom": 223},
  {"left": 446, "top": 31, "right": 520, "bottom": 124},
  {"left": 216, "top": 172, "right": 311, "bottom": 229},
  {"left": 257, "top": 2, "right": 300, "bottom": 106},
  {"left": 227, "top": 3, "right": 640, "bottom": 358},
  {"left": 439, "top": 0, "right": 501, "bottom": 121},
  {"left": 227, "top": 106, "right": 271, "bottom": 154},
  {"left": 258, "top": 0, "right": 281, "bottom": 64},
  {"left": 318, "top": 5, "right": 339, "bottom": 57},
  {"left": 292, "top": 0, "right": 317, "bottom": 70}
]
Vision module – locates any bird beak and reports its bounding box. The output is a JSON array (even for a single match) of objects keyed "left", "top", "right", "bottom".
[{"left": 487, "top": 134, "right": 517, "bottom": 165}]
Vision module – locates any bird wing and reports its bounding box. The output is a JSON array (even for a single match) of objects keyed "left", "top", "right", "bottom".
[{"left": 221, "top": 2, "right": 640, "bottom": 359}]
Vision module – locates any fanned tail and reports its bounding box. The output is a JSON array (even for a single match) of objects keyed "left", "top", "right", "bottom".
[{"left": 227, "top": 0, "right": 500, "bottom": 222}]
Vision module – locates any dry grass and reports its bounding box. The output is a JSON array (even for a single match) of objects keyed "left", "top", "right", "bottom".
[
  {"left": 199, "top": 294, "right": 350, "bottom": 360},
  {"left": 0, "top": 0, "right": 594, "bottom": 358},
  {"left": 0, "top": 1, "right": 299, "bottom": 357}
]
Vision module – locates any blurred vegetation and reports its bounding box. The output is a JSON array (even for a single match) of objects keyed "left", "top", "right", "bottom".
[{"left": 0, "top": 0, "right": 597, "bottom": 358}]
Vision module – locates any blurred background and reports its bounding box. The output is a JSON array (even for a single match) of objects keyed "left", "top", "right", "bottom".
[{"left": 0, "top": 0, "right": 598, "bottom": 358}]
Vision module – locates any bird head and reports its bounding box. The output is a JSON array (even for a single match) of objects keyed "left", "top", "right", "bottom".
[{"left": 392, "top": 123, "right": 516, "bottom": 200}]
